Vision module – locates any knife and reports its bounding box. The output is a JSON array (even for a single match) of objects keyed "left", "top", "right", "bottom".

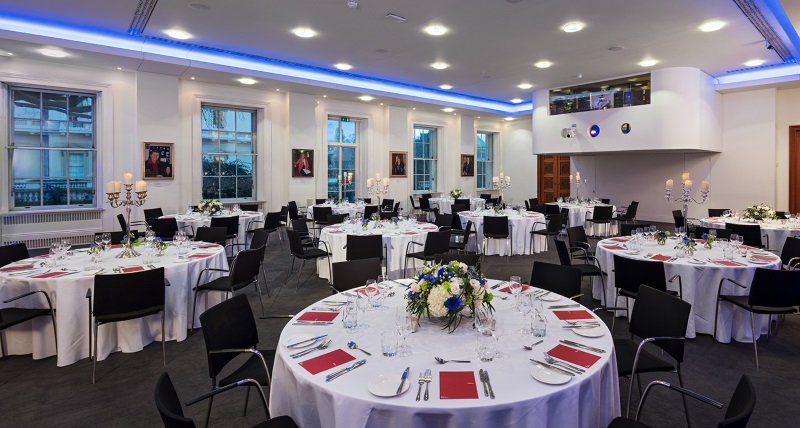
[
  {"left": 478, "top": 369, "right": 489, "bottom": 397},
  {"left": 310, "top": 307, "right": 340, "bottom": 312},
  {"left": 560, "top": 339, "right": 606, "bottom": 353},
  {"left": 562, "top": 324, "right": 601, "bottom": 328},
  {"left": 396, "top": 367, "right": 410, "bottom": 394},
  {"left": 483, "top": 370, "right": 495, "bottom": 399},
  {"left": 530, "top": 359, "right": 576, "bottom": 377},
  {"left": 287, "top": 334, "right": 328, "bottom": 348},
  {"left": 549, "top": 304, "right": 580, "bottom": 309},
  {"left": 391, "top": 279, "right": 410, "bottom": 287},
  {"left": 292, "top": 321, "right": 335, "bottom": 326},
  {"left": 325, "top": 359, "right": 367, "bottom": 382},
  {"left": 490, "top": 281, "right": 506, "bottom": 290}
]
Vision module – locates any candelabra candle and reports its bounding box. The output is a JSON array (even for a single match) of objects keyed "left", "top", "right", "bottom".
[
  {"left": 492, "top": 174, "right": 511, "bottom": 203},
  {"left": 665, "top": 176, "right": 709, "bottom": 231},
  {"left": 107, "top": 181, "right": 148, "bottom": 259},
  {"left": 367, "top": 175, "right": 390, "bottom": 206}
]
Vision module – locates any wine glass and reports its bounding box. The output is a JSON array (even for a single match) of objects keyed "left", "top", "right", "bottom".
[
  {"left": 649, "top": 225, "right": 657, "bottom": 239},
  {"left": 395, "top": 308, "right": 413, "bottom": 357},
  {"left": 364, "top": 280, "right": 379, "bottom": 310},
  {"left": 518, "top": 293, "right": 533, "bottom": 334},
  {"left": 101, "top": 232, "right": 111, "bottom": 249},
  {"left": 509, "top": 276, "right": 523, "bottom": 310},
  {"left": 355, "top": 295, "right": 370, "bottom": 329},
  {"left": 94, "top": 234, "right": 104, "bottom": 248}
]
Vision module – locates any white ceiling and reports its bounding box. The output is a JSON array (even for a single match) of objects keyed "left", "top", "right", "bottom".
[{"left": 0, "top": 0, "right": 796, "bottom": 106}]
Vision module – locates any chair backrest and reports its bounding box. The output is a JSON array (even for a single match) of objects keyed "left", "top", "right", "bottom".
[
  {"left": 529, "top": 205, "right": 547, "bottom": 215},
  {"left": 154, "top": 372, "right": 195, "bottom": 428},
  {"left": 559, "top": 208, "right": 570, "bottom": 227},
  {"left": 724, "top": 223, "right": 763, "bottom": 248},
  {"left": 480, "top": 193, "right": 491, "bottom": 200},
  {"left": 624, "top": 202, "right": 639, "bottom": 220},
  {"left": 713, "top": 229, "right": 734, "bottom": 240},
  {"left": 144, "top": 208, "right": 164, "bottom": 222},
  {"left": 548, "top": 213, "right": 566, "bottom": 233},
  {"left": 327, "top": 214, "right": 347, "bottom": 224},
  {"left": 239, "top": 203, "right": 258, "bottom": 212},
  {"left": 423, "top": 231, "right": 452, "bottom": 256},
  {"left": 408, "top": 196, "right": 419, "bottom": 209},
  {"left": 613, "top": 255, "right": 668, "bottom": 295},
  {"left": 379, "top": 211, "right": 398, "bottom": 220},
  {"left": 287, "top": 201, "right": 300, "bottom": 220},
  {"left": 524, "top": 200, "right": 530, "bottom": 210},
  {"left": 94, "top": 267, "right": 166, "bottom": 318},
  {"left": 554, "top": 239, "right": 573, "bottom": 266},
  {"left": 210, "top": 216, "right": 239, "bottom": 237},
  {"left": 199, "top": 294, "right": 259, "bottom": 379},
  {"left": 434, "top": 213, "right": 453, "bottom": 229},
  {"left": 748, "top": 268, "right": 800, "bottom": 308},
  {"left": 708, "top": 208, "right": 729, "bottom": 217},
  {"left": 545, "top": 204, "right": 561, "bottom": 216},
  {"left": 117, "top": 213, "right": 129, "bottom": 232},
  {"left": 316, "top": 199, "right": 327, "bottom": 205},
  {"left": 249, "top": 229, "right": 269, "bottom": 251},
  {"left": 263, "top": 212, "right": 283, "bottom": 230},
  {"left": 780, "top": 236, "right": 800, "bottom": 267},
  {"left": 591, "top": 205, "right": 614, "bottom": 221},
  {"left": 620, "top": 224, "right": 652, "bottom": 237},
  {"left": 331, "top": 258, "right": 382, "bottom": 291},
  {"left": 393, "top": 201, "right": 400, "bottom": 213},
  {"left": 346, "top": 234, "right": 383, "bottom": 261},
  {"left": 151, "top": 218, "right": 180, "bottom": 240},
  {"left": 0, "top": 242, "right": 30, "bottom": 268},
  {"left": 629, "top": 285, "right": 691, "bottom": 363},
  {"left": 530, "top": 262, "right": 582, "bottom": 298},
  {"left": 433, "top": 253, "right": 480, "bottom": 269},
  {"left": 453, "top": 198, "right": 469, "bottom": 207},
  {"left": 286, "top": 229, "right": 308, "bottom": 256},
  {"left": 418, "top": 198, "right": 432, "bottom": 210},
  {"left": 380, "top": 199, "right": 394, "bottom": 211},
  {"left": 600, "top": 198, "right": 611, "bottom": 204},
  {"left": 528, "top": 198, "right": 539, "bottom": 207},
  {"left": 566, "top": 226, "right": 589, "bottom": 249},
  {"left": 194, "top": 227, "right": 227, "bottom": 245},
  {"left": 483, "top": 216, "right": 509, "bottom": 237},
  {"left": 363, "top": 205, "right": 379, "bottom": 218},
  {"left": 291, "top": 219, "right": 310, "bottom": 236},
  {"left": 672, "top": 210, "right": 685, "bottom": 228},
  {"left": 362, "top": 198, "right": 372, "bottom": 203},
  {"left": 718, "top": 375, "right": 756, "bottom": 428},
  {"left": 312, "top": 206, "right": 333, "bottom": 223}
]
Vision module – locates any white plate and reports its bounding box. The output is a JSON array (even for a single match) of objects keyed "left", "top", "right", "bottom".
[
  {"left": 530, "top": 365, "right": 571, "bottom": 385},
  {"left": 173, "top": 258, "right": 192, "bottom": 263},
  {"left": 572, "top": 326, "right": 605, "bottom": 338},
  {"left": 538, "top": 293, "right": 561, "bottom": 302},
  {"left": 368, "top": 374, "right": 411, "bottom": 397},
  {"left": 82, "top": 269, "right": 104, "bottom": 276},
  {"left": 687, "top": 258, "right": 706, "bottom": 265},
  {"left": 747, "top": 259, "right": 770, "bottom": 265},
  {"left": 283, "top": 334, "right": 321, "bottom": 349},
  {"left": 624, "top": 250, "right": 640, "bottom": 255}
]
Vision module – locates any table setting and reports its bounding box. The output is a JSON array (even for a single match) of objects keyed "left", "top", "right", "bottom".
[
  {"left": 305, "top": 200, "right": 378, "bottom": 220},
  {"left": 162, "top": 207, "right": 263, "bottom": 249},
  {"left": 457, "top": 208, "right": 547, "bottom": 255},
  {"left": 429, "top": 196, "right": 486, "bottom": 214},
  {"left": 548, "top": 198, "right": 617, "bottom": 235},
  {"left": 701, "top": 214, "right": 800, "bottom": 252}
]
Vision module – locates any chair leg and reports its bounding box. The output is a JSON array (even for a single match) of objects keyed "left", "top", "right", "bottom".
[
  {"left": 191, "top": 289, "right": 201, "bottom": 334},
  {"left": 204, "top": 379, "right": 215, "bottom": 428},
  {"left": 713, "top": 299, "right": 721, "bottom": 341},
  {"left": 599, "top": 275, "right": 607, "bottom": 307},
  {"left": 261, "top": 265, "right": 270, "bottom": 298},
  {"left": 750, "top": 312, "right": 759, "bottom": 368},
  {"left": 295, "top": 259, "right": 305, "bottom": 293},
  {"left": 0, "top": 332, "right": 5, "bottom": 359},
  {"left": 161, "top": 311, "right": 166, "bottom": 367},
  {"left": 254, "top": 281, "right": 266, "bottom": 316},
  {"left": 92, "top": 321, "right": 98, "bottom": 384},
  {"left": 243, "top": 385, "right": 250, "bottom": 416},
  {"left": 677, "top": 369, "right": 691, "bottom": 428},
  {"left": 50, "top": 310, "right": 59, "bottom": 356}
]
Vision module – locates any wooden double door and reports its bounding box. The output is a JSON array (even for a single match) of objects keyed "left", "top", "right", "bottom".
[{"left": 537, "top": 155, "right": 571, "bottom": 203}]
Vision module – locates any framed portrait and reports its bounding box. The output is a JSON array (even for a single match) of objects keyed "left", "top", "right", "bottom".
[
  {"left": 143, "top": 142, "right": 174, "bottom": 180},
  {"left": 390, "top": 151, "right": 408, "bottom": 177},
  {"left": 461, "top": 154, "right": 475, "bottom": 177},
  {"left": 292, "top": 149, "right": 314, "bottom": 177}
]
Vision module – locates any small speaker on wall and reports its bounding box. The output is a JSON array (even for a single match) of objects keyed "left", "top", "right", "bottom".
[
  {"left": 621, "top": 123, "right": 631, "bottom": 134},
  {"left": 588, "top": 124, "right": 600, "bottom": 138}
]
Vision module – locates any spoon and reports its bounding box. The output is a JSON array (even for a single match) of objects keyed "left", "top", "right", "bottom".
[
  {"left": 522, "top": 340, "right": 544, "bottom": 350},
  {"left": 543, "top": 353, "right": 585, "bottom": 374},
  {"left": 434, "top": 357, "right": 471, "bottom": 364},
  {"left": 347, "top": 341, "right": 371, "bottom": 356}
]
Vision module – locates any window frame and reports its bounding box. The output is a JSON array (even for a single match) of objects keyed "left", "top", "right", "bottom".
[
  {"left": 412, "top": 125, "right": 438, "bottom": 193},
  {"left": 326, "top": 115, "right": 359, "bottom": 202},
  {"left": 476, "top": 131, "right": 495, "bottom": 191},
  {"left": 200, "top": 103, "right": 258, "bottom": 202}
]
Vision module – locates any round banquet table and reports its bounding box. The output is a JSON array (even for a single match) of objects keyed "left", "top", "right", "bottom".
[
  {"left": 429, "top": 197, "right": 486, "bottom": 214},
  {"left": 457, "top": 209, "right": 547, "bottom": 255},
  {"left": 0, "top": 243, "right": 228, "bottom": 366},
  {"left": 317, "top": 220, "right": 440, "bottom": 280},
  {"left": 548, "top": 202, "right": 617, "bottom": 236},
  {"left": 593, "top": 236, "right": 781, "bottom": 342},
  {"left": 269, "top": 279, "right": 620, "bottom": 428},
  {"left": 164, "top": 211, "right": 264, "bottom": 251},
  {"left": 700, "top": 216, "right": 800, "bottom": 252},
  {"left": 305, "top": 203, "right": 378, "bottom": 220}
]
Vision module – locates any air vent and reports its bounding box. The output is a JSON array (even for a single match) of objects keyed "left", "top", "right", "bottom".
[
  {"left": 725, "top": 63, "right": 784, "bottom": 74},
  {"left": 2, "top": 210, "right": 104, "bottom": 249},
  {"left": 732, "top": 0, "right": 796, "bottom": 63},
  {"left": 3, "top": 210, "right": 102, "bottom": 226},
  {"left": 128, "top": 0, "right": 159, "bottom": 36},
  {"left": 385, "top": 13, "right": 407, "bottom": 23},
  {"left": 3, "top": 234, "right": 95, "bottom": 249}
]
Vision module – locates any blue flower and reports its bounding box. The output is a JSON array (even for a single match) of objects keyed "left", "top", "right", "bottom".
[
  {"left": 444, "top": 296, "right": 464, "bottom": 311},
  {"left": 437, "top": 267, "right": 445, "bottom": 277},
  {"left": 155, "top": 237, "right": 163, "bottom": 242},
  {"left": 478, "top": 277, "right": 486, "bottom": 286},
  {"left": 407, "top": 291, "right": 420, "bottom": 301}
]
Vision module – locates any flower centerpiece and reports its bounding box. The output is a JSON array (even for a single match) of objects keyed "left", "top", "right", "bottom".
[
  {"left": 655, "top": 230, "right": 670, "bottom": 245},
  {"left": 702, "top": 233, "right": 715, "bottom": 249},
  {"left": 449, "top": 189, "right": 463, "bottom": 199},
  {"left": 198, "top": 199, "right": 224, "bottom": 216},
  {"left": 406, "top": 261, "right": 494, "bottom": 332},
  {"left": 743, "top": 204, "right": 775, "bottom": 221},
  {"left": 682, "top": 236, "right": 696, "bottom": 256},
  {"left": 152, "top": 237, "right": 168, "bottom": 256}
]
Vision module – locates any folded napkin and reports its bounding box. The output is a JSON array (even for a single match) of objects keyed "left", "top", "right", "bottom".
[
  {"left": 121, "top": 266, "right": 145, "bottom": 273},
  {"left": 189, "top": 253, "right": 213, "bottom": 259},
  {"left": 548, "top": 344, "right": 601, "bottom": 368},
  {"left": 298, "top": 349, "right": 356, "bottom": 375},
  {"left": 497, "top": 284, "right": 530, "bottom": 293},
  {"left": 602, "top": 245, "right": 625, "bottom": 250},
  {"left": 297, "top": 311, "right": 339, "bottom": 322},
  {"left": 161, "top": 216, "right": 175, "bottom": 219},
  {"left": 650, "top": 254, "right": 671, "bottom": 262},
  {"left": 354, "top": 285, "right": 385, "bottom": 296},
  {"left": 610, "top": 237, "right": 629, "bottom": 242},
  {"left": 109, "top": 244, "right": 123, "bottom": 249},
  {"left": 713, "top": 260, "right": 743, "bottom": 267},
  {"left": 31, "top": 271, "right": 73, "bottom": 279},
  {"left": 751, "top": 254, "right": 777, "bottom": 261},
  {"left": 197, "top": 244, "right": 219, "bottom": 249},
  {"left": 553, "top": 310, "right": 595, "bottom": 321},
  {"left": 0, "top": 264, "right": 35, "bottom": 272},
  {"left": 439, "top": 371, "right": 479, "bottom": 399},
  {"left": 404, "top": 231, "right": 417, "bottom": 235}
]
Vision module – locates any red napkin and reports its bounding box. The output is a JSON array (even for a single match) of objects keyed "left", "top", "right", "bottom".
[
  {"left": 0, "top": 264, "right": 34, "bottom": 272},
  {"left": 610, "top": 237, "right": 629, "bottom": 242},
  {"left": 121, "top": 266, "right": 145, "bottom": 273},
  {"left": 713, "top": 260, "right": 742, "bottom": 267},
  {"left": 189, "top": 253, "right": 213, "bottom": 259},
  {"left": 650, "top": 254, "right": 671, "bottom": 261},
  {"left": 553, "top": 310, "right": 595, "bottom": 320},
  {"left": 498, "top": 284, "right": 530, "bottom": 293},
  {"left": 751, "top": 255, "right": 777, "bottom": 261},
  {"left": 354, "top": 285, "right": 384, "bottom": 296},
  {"left": 31, "top": 271, "right": 71, "bottom": 279},
  {"left": 298, "top": 349, "right": 356, "bottom": 375},
  {"left": 404, "top": 231, "right": 417, "bottom": 235},
  {"left": 197, "top": 244, "right": 219, "bottom": 249},
  {"left": 110, "top": 244, "right": 123, "bottom": 249},
  {"left": 548, "top": 344, "right": 601, "bottom": 368},
  {"left": 602, "top": 245, "right": 625, "bottom": 250},
  {"left": 439, "top": 371, "right": 479, "bottom": 399},
  {"left": 297, "top": 312, "right": 339, "bottom": 322},
  {"left": 694, "top": 239, "right": 706, "bottom": 244},
  {"left": 161, "top": 216, "right": 174, "bottom": 219}
]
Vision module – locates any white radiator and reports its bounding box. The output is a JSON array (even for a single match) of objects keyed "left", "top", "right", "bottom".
[{"left": 1, "top": 210, "right": 104, "bottom": 249}]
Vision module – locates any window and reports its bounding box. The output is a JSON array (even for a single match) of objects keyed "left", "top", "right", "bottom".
[
  {"left": 8, "top": 87, "right": 96, "bottom": 209},
  {"left": 201, "top": 105, "right": 256, "bottom": 200},
  {"left": 413, "top": 126, "right": 437, "bottom": 192},
  {"left": 476, "top": 132, "right": 495, "bottom": 190},
  {"left": 327, "top": 116, "right": 357, "bottom": 202}
]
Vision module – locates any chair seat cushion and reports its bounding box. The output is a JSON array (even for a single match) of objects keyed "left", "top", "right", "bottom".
[
  {"left": 572, "top": 264, "right": 605, "bottom": 276},
  {"left": 531, "top": 230, "right": 558, "bottom": 236},
  {"left": 614, "top": 338, "right": 676, "bottom": 377},
  {"left": 218, "top": 349, "right": 276, "bottom": 387},
  {"left": 96, "top": 306, "right": 163, "bottom": 324},
  {"left": 254, "top": 416, "right": 300, "bottom": 428},
  {"left": 587, "top": 219, "right": 610, "bottom": 224},
  {"left": 407, "top": 251, "right": 436, "bottom": 261},
  {"left": 484, "top": 233, "right": 509, "bottom": 239},
  {"left": 607, "top": 417, "right": 651, "bottom": 428},
  {"left": 0, "top": 308, "right": 51, "bottom": 330},
  {"left": 619, "top": 288, "right": 677, "bottom": 299},
  {"left": 720, "top": 295, "right": 797, "bottom": 314},
  {"left": 299, "top": 249, "right": 330, "bottom": 259},
  {"left": 197, "top": 276, "right": 232, "bottom": 292}
]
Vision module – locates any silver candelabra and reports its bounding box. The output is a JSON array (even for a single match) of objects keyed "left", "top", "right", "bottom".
[
  {"left": 107, "top": 183, "right": 147, "bottom": 258},
  {"left": 367, "top": 177, "right": 389, "bottom": 206},
  {"left": 665, "top": 175, "right": 709, "bottom": 231}
]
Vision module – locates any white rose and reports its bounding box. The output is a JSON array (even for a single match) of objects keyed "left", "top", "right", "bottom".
[
  {"left": 459, "top": 262, "right": 468, "bottom": 272},
  {"left": 410, "top": 281, "right": 421, "bottom": 293},
  {"left": 450, "top": 282, "right": 461, "bottom": 295},
  {"left": 470, "top": 278, "right": 480, "bottom": 289}
]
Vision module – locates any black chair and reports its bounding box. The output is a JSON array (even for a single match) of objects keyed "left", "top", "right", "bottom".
[
  {"left": 528, "top": 205, "right": 547, "bottom": 215},
  {"left": 530, "top": 261, "right": 582, "bottom": 301},
  {"left": 672, "top": 209, "right": 700, "bottom": 232},
  {"left": 600, "top": 198, "right": 611, "bottom": 204},
  {"left": 1, "top": 290, "right": 57, "bottom": 359},
  {"left": 118, "top": 213, "right": 145, "bottom": 235},
  {"left": 524, "top": 200, "right": 530, "bottom": 210},
  {"left": 239, "top": 203, "right": 259, "bottom": 212},
  {"left": 611, "top": 254, "right": 682, "bottom": 332},
  {"left": 483, "top": 216, "right": 512, "bottom": 261},
  {"left": 287, "top": 230, "right": 331, "bottom": 292},
  {"left": 404, "top": 230, "right": 452, "bottom": 274},
  {"left": 528, "top": 198, "right": 539, "bottom": 208},
  {"left": 711, "top": 228, "right": 734, "bottom": 240},
  {"left": 725, "top": 222, "right": 767, "bottom": 248},
  {"left": 559, "top": 207, "right": 570, "bottom": 234},
  {"left": 708, "top": 208, "right": 730, "bottom": 217},
  {"left": 379, "top": 199, "right": 394, "bottom": 212},
  {"left": 453, "top": 198, "right": 470, "bottom": 208},
  {"left": 714, "top": 268, "right": 800, "bottom": 367},
  {"left": 480, "top": 193, "right": 491, "bottom": 200},
  {"left": 619, "top": 224, "right": 652, "bottom": 238},
  {"left": 287, "top": 201, "right": 304, "bottom": 220},
  {"left": 191, "top": 247, "right": 266, "bottom": 332},
  {"left": 566, "top": 226, "right": 594, "bottom": 260},
  {"left": 409, "top": 196, "right": 421, "bottom": 215},
  {"left": 249, "top": 212, "right": 284, "bottom": 248},
  {"left": 690, "top": 226, "right": 710, "bottom": 239},
  {"left": 327, "top": 214, "right": 347, "bottom": 224},
  {"left": 345, "top": 234, "right": 384, "bottom": 262},
  {"left": 775, "top": 210, "right": 788, "bottom": 220},
  {"left": 227, "top": 229, "right": 271, "bottom": 297},
  {"left": 531, "top": 214, "right": 564, "bottom": 253},
  {"left": 434, "top": 213, "right": 453, "bottom": 231},
  {"left": 0, "top": 242, "right": 30, "bottom": 268},
  {"left": 379, "top": 211, "right": 398, "bottom": 220},
  {"left": 393, "top": 201, "right": 400, "bottom": 214},
  {"left": 210, "top": 215, "right": 239, "bottom": 242},
  {"left": 150, "top": 218, "right": 181, "bottom": 241},
  {"left": 362, "top": 198, "right": 372, "bottom": 203},
  {"left": 331, "top": 258, "right": 382, "bottom": 293},
  {"left": 312, "top": 206, "right": 333, "bottom": 228},
  {"left": 315, "top": 198, "right": 327, "bottom": 205},
  {"left": 544, "top": 204, "right": 561, "bottom": 216},
  {"left": 449, "top": 204, "right": 470, "bottom": 234},
  {"left": 611, "top": 201, "right": 639, "bottom": 232},
  {"left": 418, "top": 197, "right": 438, "bottom": 217},
  {"left": 290, "top": 219, "right": 318, "bottom": 248},
  {"left": 154, "top": 372, "right": 299, "bottom": 428},
  {"left": 363, "top": 204, "right": 379, "bottom": 219},
  {"left": 778, "top": 236, "right": 800, "bottom": 269},
  {"left": 450, "top": 221, "right": 477, "bottom": 254},
  {"left": 144, "top": 208, "right": 165, "bottom": 223},
  {"left": 194, "top": 227, "right": 228, "bottom": 246},
  {"left": 87, "top": 268, "right": 167, "bottom": 383},
  {"left": 198, "top": 294, "right": 277, "bottom": 427},
  {"left": 433, "top": 253, "right": 480, "bottom": 269},
  {"left": 554, "top": 239, "right": 608, "bottom": 306},
  {"left": 608, "top": 375, "right": 755, "bottom": 428},
  {"left": 586, "top": 205, "right": 614, "bottom": 237}
]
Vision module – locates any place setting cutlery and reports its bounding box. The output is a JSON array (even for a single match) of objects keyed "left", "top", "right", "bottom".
[
  {"left": 292, "top": 321, "right": 335, "bottom": 326},
  {"left": 347, "top": 341, "right": 371, "bottom": 355},
  {"left": 325, "top": 359, "right": 367, "bottom": 382},
  {"left": 415, "top": 371, "right": 426, "bottom": 401},
  {"left": 424, "top": 369, "right": 432, "bottom": 401},
  {"left": 479, "top": 369, "right": 495, "bottom": 399},
  {"left": 543, "top": 353, "right": 585, "bottom": 374},
  {"left": 559, "top": 339, "right": 606, "bottom": 353},
  {"left": 529, "top": 359, "right": 575, "bottom": 377},
  {"left": 396, "top": 367, "right": 410, "bottom": 395},
  {"left": 548, "top": 304, "right": 580, "bottom": 309},
  {"left": 289, "top": 340, "right": 332, "bottom": 358},
  {"left": 522, "top": 340, "right": 544, "bottom": 350},
  {"left": 490, "top": 281, "right": 507, "bottom": 290},
  {"left": 286, "top": 334, "right": 328, "bottom": 348},
  {"left": 434, "top": 356, "right": 470, "bottom": 364}
]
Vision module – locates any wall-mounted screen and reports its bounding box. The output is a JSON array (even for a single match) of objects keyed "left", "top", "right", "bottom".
[{"left": 549, "top": 74, "right": 650, "bottom": 116}]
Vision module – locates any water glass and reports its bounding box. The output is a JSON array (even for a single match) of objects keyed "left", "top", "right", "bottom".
[
  {"left": 518, "top": 294, "right": 533, "bottom": 334},
  {"left": 343, "top": 304, "right": 358, "bottom": 331},
  {"left": 476, "top": 335, "right": 496, "bottom": 362},
  {"left": 532, "top": 314, "right": 547, "bottom": 337},
  {"left": 355, "top": 296, "right": 370, "bottom": 329},
  {"left": 381, "top": 330, "right": 398, "bottom": 357},
  {"left": 723, "top": 246, "right": 735, "bottom": 260}
]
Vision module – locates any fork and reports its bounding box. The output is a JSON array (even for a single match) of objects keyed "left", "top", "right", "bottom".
[
  {"left": 289, "top": 340, "right": 332, "bottom": 358},
  {"left": 424, "top": 369, "right": 432, "bottom": 401},
  {"left": 415, "top": 372, "right": 425, "bottom": 401}
]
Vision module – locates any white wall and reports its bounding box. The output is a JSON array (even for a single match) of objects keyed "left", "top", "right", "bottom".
[
  {"left": 499, "top": 118, "right": 534, "bottom": 206},
  {"left": 775, "top": 87, "right": 800, "bottom": 211}
]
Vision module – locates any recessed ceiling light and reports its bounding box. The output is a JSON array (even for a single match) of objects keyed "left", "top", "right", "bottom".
[
  {"left": 442, "top": 107, "right": 455, "bottom": 112},
  {"left": 504, "top": 117, "right": 514, "bottom": 121},
  {"left": 424, "top": 25, "right": 448, "bottom": 36},
  {"left": 116, "top": 67, "right": 122, "bottom": 70},
  {"left": 5, "top": 52, "right": 13, "bottom": 56},
  {"left": 412, "top": 107, "right": 416, "bottom": 110},
  {"left": 334, "top": 63, "right": 352, "bottom": 70},
  {"left": 323, "top": 95, "right": 327, "bottom": 98},
  {"left": 561, "top": 22, "right": 585, "bottom": 33},
  {"left": 380, "top": 103, "right": 384, "bottom": 105},
  {"left": 517, "top": 83, "right": 533, "bottom": 89},
  {"left": 638, "top": 59, "right": 659, "bottom": 67},
  {"left": 744, "top": 59, "right": 765, "bottom": 67},
  {"left": 238, "top": 77, "right": 257, "bottom": 85},
  {"left": 534, "top": 60, "right": 552, "bottom": 69},
  {"left": 431, "top": 62, "right": 449, "bottom": 70},
  {"left": 164, "top": 29, "right": 192, "bottom": 40},
  {"left": 358, "top": 95, "right": 374, "bottom": 101},
  {"left": 439, "top": 84, "right": 453, "bottom": 90},
  {"left": 188, "top": 3, "right": 210, "bottom": 11},
  {"left": 190, "top": 76, "right": 195, "bottom": 80},
  {"left": 511, "top": 98, "right": 523, "bottom": 103},
  {"left": 699, "top": 21, "right": 725, "bottom": 32},
  {"left": 38, "top": 48, "right": 68, "bottom": 58},
  {"left": 292, "top": 27, "right": 317, "bottom": 38}
]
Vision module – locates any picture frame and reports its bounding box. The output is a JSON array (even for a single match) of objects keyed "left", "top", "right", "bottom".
[
  {"left": 143, "top": 142, "right": 174, "bottom": 180},
  {"left": 461, "top": 154, "right": 475, "bottom": 177},
  {"left": 390, "top": 151, "right": 408, "bottom": 177},
  {"left": 292, "top": 149, "right": 314, "bottom": 177}
]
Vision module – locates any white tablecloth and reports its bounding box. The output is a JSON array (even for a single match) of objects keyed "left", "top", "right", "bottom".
[
  {"left": 166, "top": 211, "right": 264, "bottom": 250},
  {"left": 0, "top": 245, "right": 228, "bottom": 366},
  {"left": 317, "top": 221, "right": 440, "bottom": 280},
  {"left": 270, "top": 280, "right": 620, "bottom": 428},
  {"left": 700, "top": 217, "right": 800, "bottom": 252},
  {"left": 548, "top": 203, "right": 617, "bottom": 236},
  {"left": 458, "top": 210, "right": 547, "bottom": 255},
  {"left": 593, "top": 237, "right": 781, "bottom": 342},
  {"left": 306, "top": 203, "right": 378, "bottom": 220},
  {"left": 429, "top": 197, "right": 486, "bottom": 214}
]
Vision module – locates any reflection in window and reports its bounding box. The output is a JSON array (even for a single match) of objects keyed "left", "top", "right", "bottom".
[
  {"left": 8, "top": 87, "right": 96, "bottom": 209},
  {"left": 413, "top": 126, "right": 437, "bottom": 192},
  {"left": 476, "top": 132, "right": 494, "bottom": 191},
  {"left": 201, "top": 105, "right": 256, "bottom": 201},
  {"left": 327, "top": 116, "right": 357, "bottom": 202}
]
